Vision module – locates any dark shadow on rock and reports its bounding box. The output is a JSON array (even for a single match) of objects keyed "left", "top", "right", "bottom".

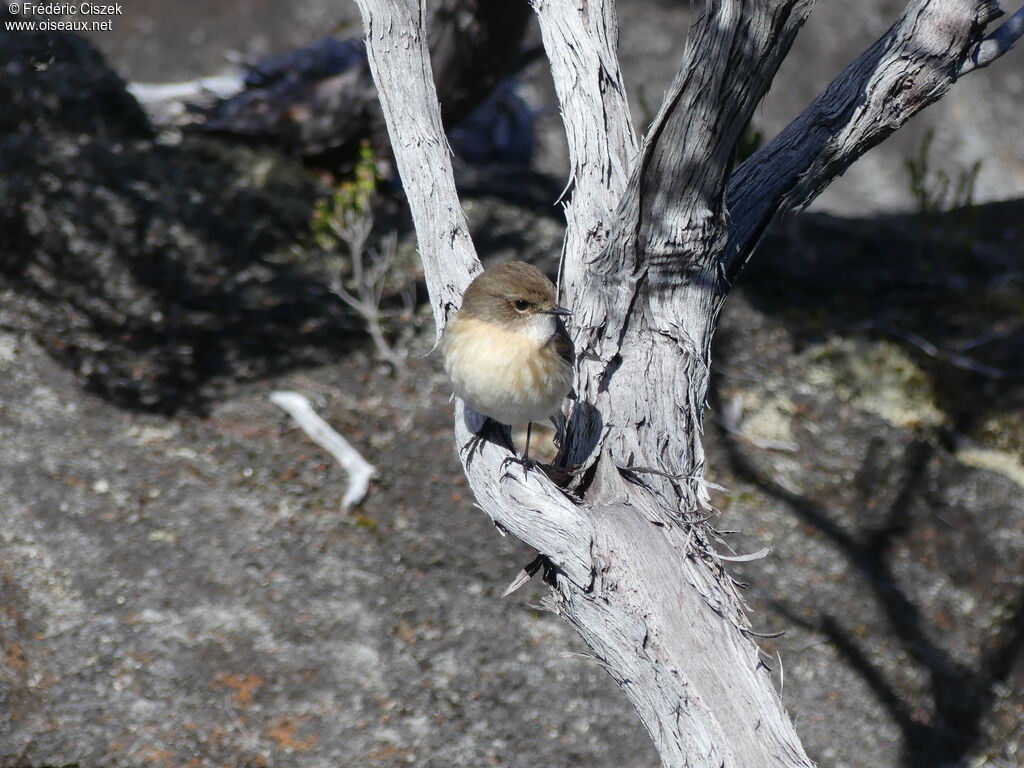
[
  {"left": 710, "top": 200, "right": 1024, "bottom": 765},
  {"left": 0, "top": 16, "right": 152, "bottom": 142},
  {"left": 737, "top": 201, "right": 1024, "bottom": 441},
  {"left": 709, "top": 376, "right": 1024, "bottom": 767},
  {"left": 0, "top": 23, "right": 367, "bottom": 414}
]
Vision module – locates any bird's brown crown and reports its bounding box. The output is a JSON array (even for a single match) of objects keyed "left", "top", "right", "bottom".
[{"left": 458, "top": 262, "right": 558, "bottom": 324}]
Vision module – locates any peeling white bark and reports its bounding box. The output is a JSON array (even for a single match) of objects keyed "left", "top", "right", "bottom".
[
  {"left": 353, "top": 0, "right": 1018, "bottom": 765},
  {"left": 531, "top": 0, "right": 637, "bottom": 299}
]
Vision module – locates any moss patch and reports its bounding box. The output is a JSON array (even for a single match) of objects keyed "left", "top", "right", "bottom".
[{"left": 803, "top": 337, "right": 946, "bottom": 429}]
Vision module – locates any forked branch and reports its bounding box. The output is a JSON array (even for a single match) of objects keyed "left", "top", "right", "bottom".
[
  {"left": 725, "top": 0, "right": 1008, "bottom": 278},
  {"left": 626, "top": 0, "right": 814, "bottom": 266},
  {"left": 355, "top": 0, "right": 595, "bottom": 584},
  {"left": 353, "top": 0, "right": 1020, "bottom": 766}
]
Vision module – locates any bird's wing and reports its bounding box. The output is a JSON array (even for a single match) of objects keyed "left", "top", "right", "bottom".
[{"left": 552, "top": 324, "right": 574, "bottom": 365}]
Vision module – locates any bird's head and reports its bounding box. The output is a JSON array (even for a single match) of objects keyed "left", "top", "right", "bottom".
[{"left": 459, "top": 262, "right": 571, "bottom": 337}]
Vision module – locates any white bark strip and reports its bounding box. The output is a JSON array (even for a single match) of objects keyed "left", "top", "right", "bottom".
[
  {"left": 352, "top": 0, "right": 1019, "bottom": 766},
  {"left": 270, "top": 391, "right": 377, "bottom": 510},
  {"left": 531, "top": 0, "right": 637, "bottom": 306}
]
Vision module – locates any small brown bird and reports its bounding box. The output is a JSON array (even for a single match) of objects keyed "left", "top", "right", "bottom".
[{"left": 442, "top": 262, "right": 574, "bottom": 461}]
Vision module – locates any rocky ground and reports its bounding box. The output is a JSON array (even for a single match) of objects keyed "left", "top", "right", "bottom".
[{"left": 2, "top": 4, "right": 1023, "bottom": 768}]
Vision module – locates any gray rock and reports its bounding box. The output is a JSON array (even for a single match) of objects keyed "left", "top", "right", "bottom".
[{"left": 0, "top": 28, "right": 360, "bottom": 414}]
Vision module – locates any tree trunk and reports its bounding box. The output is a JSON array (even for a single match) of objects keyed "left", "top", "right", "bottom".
[{"left": 353, "top": 0, "right": 1023, "bottom": 765}]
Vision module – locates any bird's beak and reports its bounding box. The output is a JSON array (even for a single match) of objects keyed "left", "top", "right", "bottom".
[{"left": 542, "top": 305, "right": 572, "bottom": 317}]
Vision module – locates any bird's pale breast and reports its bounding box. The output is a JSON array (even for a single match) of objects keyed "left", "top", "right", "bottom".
[{"left": 442, "top": 315, "right": 573, "bottom": 425}]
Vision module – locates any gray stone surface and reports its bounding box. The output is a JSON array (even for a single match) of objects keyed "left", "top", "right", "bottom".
[
  {"left": 0, "top": 336, "right": 656, "bottom": 767},
  {"left": 707, "top": 208, "right": 1024, "bottom": 768}
]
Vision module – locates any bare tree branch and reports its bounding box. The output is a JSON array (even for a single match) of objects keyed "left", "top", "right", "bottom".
[
  {"left": 531, "top": 0, "right": 637, "bottom": 298},
  {"left": 724, "top": 0, "right": 1004, "bottom": 279},
  {"left": 453, "top": 405, "right": 595, "bottom": 587},
  {"left": 632, "top": 0, "right": 815, "bottom": 265},
  {"left": 354, "top": 0, "right": 480, "bottom": 333},
  {"left": 960, "top": 2, "right": 1024, "bottom": 73}
]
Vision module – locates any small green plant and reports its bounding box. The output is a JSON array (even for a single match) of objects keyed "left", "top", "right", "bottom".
[
  {"left": 311, "top": 143, "right": 414, "bottom": 373},
  {"left": 905, "top": 128, "right": 981, "bottom": 255},
  {"left": 736, "top": 122, "right": 764, "bottom": 164},
  {"left": 312, "top": 143, "right": 380, "bottom": 250},
  {"left": 906, "top": 128, "right": 981, "bottom": 216}
]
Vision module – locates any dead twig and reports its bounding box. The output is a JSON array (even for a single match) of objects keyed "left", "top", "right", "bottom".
[
  {"left": 864, "top": 321, "right": 1020, "bottom": 380},
  {"left": 270, "top": 391, "right": 377, "bottom": 510}
]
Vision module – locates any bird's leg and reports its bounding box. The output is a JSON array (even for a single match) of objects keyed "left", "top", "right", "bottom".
[
  {"left": 499, "top": 422, "right": 537, "bottom": 479},
  {"left": 521, "top": 422, "right": 535, "bottom": 479}
]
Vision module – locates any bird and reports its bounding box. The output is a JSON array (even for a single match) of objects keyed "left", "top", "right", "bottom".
[{"left": 442, "top": 261, "right": 574, "bottom": 464}]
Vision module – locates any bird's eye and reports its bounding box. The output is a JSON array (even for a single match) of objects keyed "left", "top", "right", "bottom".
[{"left": 512, "top": 299, "right": 530, "bottom": 312}]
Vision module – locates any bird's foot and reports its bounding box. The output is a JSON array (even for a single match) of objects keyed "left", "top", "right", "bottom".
[
  {"left": 534, "top": 462, "right": 582, "bottom": 488},
  {"left": 460, "top": 431, "right": 487, "bottom": 468},
  {"left": 500, "top": 452, "right": 536, "bottom": 481},
  {"left": 460, "top": 417, "right": 515, "bottom": 469}
]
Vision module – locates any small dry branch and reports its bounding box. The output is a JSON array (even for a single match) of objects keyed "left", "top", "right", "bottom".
[
  {"left": 270, "top": 391, "right": 377, "bottom": 510},
  {"left": 315, "top": 146, "right": 414, "bottom": 373}
]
